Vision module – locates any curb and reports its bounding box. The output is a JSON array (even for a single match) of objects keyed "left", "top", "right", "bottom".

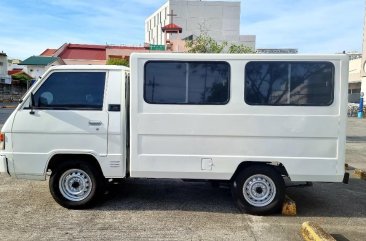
[
  {"left": 282, "top": 195, "right": 296, "bottom": 216},
  {"left": 301, "top": 222, "right": 335, "bottom": 241}
]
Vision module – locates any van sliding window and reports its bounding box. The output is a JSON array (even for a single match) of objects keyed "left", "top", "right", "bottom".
[
  {"left": 244, "top": 61, "right": 334, "bottom": 106},
  {"left": 144, "top": 61, "right": 230, "bottom": 104}
]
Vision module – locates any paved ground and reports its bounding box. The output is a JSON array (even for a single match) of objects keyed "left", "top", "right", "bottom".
[
  {"left": 0, "top": 108, "right": 366, "bottom": 240},
  {"left": 346, "top": 118, "right": 366, "bottom": 170}
]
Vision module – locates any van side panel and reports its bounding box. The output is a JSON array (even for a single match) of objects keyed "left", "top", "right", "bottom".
[{"left": 129, "top": 54, "right": 347, "bottom": 182}]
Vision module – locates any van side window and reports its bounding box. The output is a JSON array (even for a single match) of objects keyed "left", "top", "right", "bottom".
[
  {"left": 33, "top": 72, "right": 106, "bottom": 110},
  {"left": 144, "top": 61, "right": 230, "bottom": 104},
  {"left": 244, "top": 61, "right": 334, "bottom": 106}
]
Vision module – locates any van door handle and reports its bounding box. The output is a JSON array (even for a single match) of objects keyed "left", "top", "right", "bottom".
[{"left": 88, "top": 120, "right": 102, "bottom": 126}]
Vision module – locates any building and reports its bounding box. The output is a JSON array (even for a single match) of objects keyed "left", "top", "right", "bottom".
[
  {"left": 20, "top": 56, "right": 63, "bottom": 79},
  {"left": 256, "top": 48, "right": 298, "bottom": 54},
  {"left": 346, "top": 52, "right": 362, "bottom": 60},
  {"left": 360, "top": 12, "right": 366, "bottom": 99},
  {"left": 0, "top": 51, "right": 11, "bottom": 85},
  {"left": 106, "top": 45, "right": 158, "bottom": 61},
  {"left": 349, "top": 57, "right": 362, "bottom": 103},
  {"left": 40, "top": 43, "right": 159, "bottom": 65},
  {"left": 52, "top": 44, "right": 107, "bottom": 65},
  {"left": 40, "top": 49, "right": 57, "bottom": 56},
  {"left": 145, "top": 0, "right": 256, "bottom": 50}
]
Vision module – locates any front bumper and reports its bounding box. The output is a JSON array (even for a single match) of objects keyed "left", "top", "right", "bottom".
[{"left": 0, "top": 155, "right": 9, "bottom": 175}]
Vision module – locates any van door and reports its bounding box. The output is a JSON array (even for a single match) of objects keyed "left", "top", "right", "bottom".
[{"left": 11, "top": 71, "right": 108, "bottom": 177}]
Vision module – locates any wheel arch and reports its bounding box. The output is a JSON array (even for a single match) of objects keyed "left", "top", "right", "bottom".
[
  {"left": 46, "top": 153, "right": 105, "bottom": 178},
  {"left": 230, "top": 161, "right": 289, "bottom": 181}
]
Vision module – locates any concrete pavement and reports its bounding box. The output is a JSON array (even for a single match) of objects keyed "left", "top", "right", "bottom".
[
  {"left": 346, "top": 118, "right": 366, "bottom": 170},
  {"left": 0, "top": 175, "right": 366, "bottom": 240}
]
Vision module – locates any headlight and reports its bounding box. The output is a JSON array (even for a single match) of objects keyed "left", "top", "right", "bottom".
[{"left": 0, "top": 133, "right": 4, "bottom": 150}]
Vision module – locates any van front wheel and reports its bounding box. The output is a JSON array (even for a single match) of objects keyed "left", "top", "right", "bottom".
[
  {"left": 231, "top": 165, "right": 285, "bottom": 215},
  {"left": 49, "top": 162, "right": 103, "bottom": 209}
]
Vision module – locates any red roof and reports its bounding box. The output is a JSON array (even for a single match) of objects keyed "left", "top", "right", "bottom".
[
  {"left": 59, "top": 44, "right": 106, "bottom": 60},
  {"left": 8, "top": 69, "right": 22, "bottom": 75},
  {"left": 8, "top": 70, "right": 32, "bottom": 79},
  {"left": 162, "top": 23, "right": 182, "bottom": 33},
  {"left": 40, "top": 49, "right": 57, "bottom": 56}
]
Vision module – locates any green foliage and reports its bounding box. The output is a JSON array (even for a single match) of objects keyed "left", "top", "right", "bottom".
[
  {"left": 185, "top": 34, "right": 227, "bottom": 53},
  {"left": 185, "top": 34, "right": 254, "bottom": 54},
  {"left": 11, "top": 72, "right": 32, "bottom": 86},
  {"left": 228, "top": 44, "right": 254, "bottom": 54},
  {"left": 107, "top": 58, "right": 129, "bottom": 67}
]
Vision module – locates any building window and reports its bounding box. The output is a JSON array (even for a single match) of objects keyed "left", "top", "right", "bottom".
[
  {"left": 350, "top": 88, "right": 361, "bottom": 94},
  {"left": 144, "top": 61, "right": 230, "bottom": 104},
  {"left": 33, "top": 72, "right": 106, "bottom": 110},
  {"left": 244, "top": 61, "right": 334, "bottom": 106}
]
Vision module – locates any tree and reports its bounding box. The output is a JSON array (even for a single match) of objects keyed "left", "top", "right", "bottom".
[
  {"left": 228, "top": 43, "right": 254, "bottom": 54},
  {"left": 185, "top": 34, "right": 227, "bottom": 53},
  {"left": 185, "top": 33, "right": 254, "bottom": 54},
  {"left": 107, "top": 58, "right": 129, "bottom": 67}
]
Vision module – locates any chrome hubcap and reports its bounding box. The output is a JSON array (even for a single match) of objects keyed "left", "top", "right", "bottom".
[
  {"left": 59, "top": 169, "right": 92, "bottom": 202},
  {"left": 243, "top": 174, "right": 276, "bottom": 207}
]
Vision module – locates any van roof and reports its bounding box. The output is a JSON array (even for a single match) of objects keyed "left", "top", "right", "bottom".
[
  {"left": 130, "top": 53, "right": 349, "bottom": 61},
  {"left": 49, "top": 65, "right": 129, "bottom": 71}
]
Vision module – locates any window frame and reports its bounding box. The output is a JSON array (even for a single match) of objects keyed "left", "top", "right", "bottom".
[
  {"left": 30, "top": 71, "right": 107, "bottom": 111},
  {"left": 143, "top": 60, "right": 231, "bottom": 105},
  {"left": 244, "top": 61, "right": 335, "bottom": 106}
]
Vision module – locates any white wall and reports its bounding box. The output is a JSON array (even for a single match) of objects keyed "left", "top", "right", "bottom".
[
  {"left": 0, "top": 54, "right": 8, "bottom": 77},
  {"left": 25, "top": 65, "right": 45, "bottom": 79}
]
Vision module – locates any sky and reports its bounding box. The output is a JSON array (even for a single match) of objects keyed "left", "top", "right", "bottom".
[{"left": 0, "top": 0, "right": 364, "bottom": 59}]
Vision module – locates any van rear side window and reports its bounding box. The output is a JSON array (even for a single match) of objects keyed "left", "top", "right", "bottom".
[
  {"left": 33, "top": 72, "right": 106, "bottom": 110},
  {"left": 244, "top": 61, "right": 334, "bottom": 106},
  {"left": 144, "top": 61, "right": 230, "bottom": 104}
]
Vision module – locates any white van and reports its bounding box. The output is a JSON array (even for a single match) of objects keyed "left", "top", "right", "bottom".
[{"left": 0, "top": 53, "right": 349, "bottom": 214}]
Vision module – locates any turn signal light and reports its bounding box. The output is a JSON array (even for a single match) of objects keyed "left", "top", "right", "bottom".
[{"left": 0, "top": 133, "right": 4, "bottom": 150}]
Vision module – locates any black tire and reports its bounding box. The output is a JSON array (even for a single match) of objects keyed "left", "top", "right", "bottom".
[
  {"left": 231, "top": 165, "right": 285, "bottom": 215},
  {"left": 49, "top": 161, "right": 104, "bottom": 209}
]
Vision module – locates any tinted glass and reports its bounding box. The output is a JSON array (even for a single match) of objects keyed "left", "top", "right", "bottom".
[
  {"left": 144, "top": 61, "right": 230, "bottom": 104},
  {"left": 33, "top": 72, "right": 106, "bottom": 110},
  {"left": 245, "top": 61, "right": 334, "bottom": 106}
]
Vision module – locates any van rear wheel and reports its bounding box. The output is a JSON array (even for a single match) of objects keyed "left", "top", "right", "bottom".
[
  {"left": 49, "top": 162, "right": 103, "bottom": 209},
  {"left": 231, "top": 165, "right": 285, "bottom": 215}
]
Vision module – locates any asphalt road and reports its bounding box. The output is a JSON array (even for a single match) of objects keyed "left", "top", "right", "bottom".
[
  {"left": 0, "top": 108, "right": 366, "bottom": 240},
  {"left": 0, "top": 108, "right": 14, "bottom": 126}
]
